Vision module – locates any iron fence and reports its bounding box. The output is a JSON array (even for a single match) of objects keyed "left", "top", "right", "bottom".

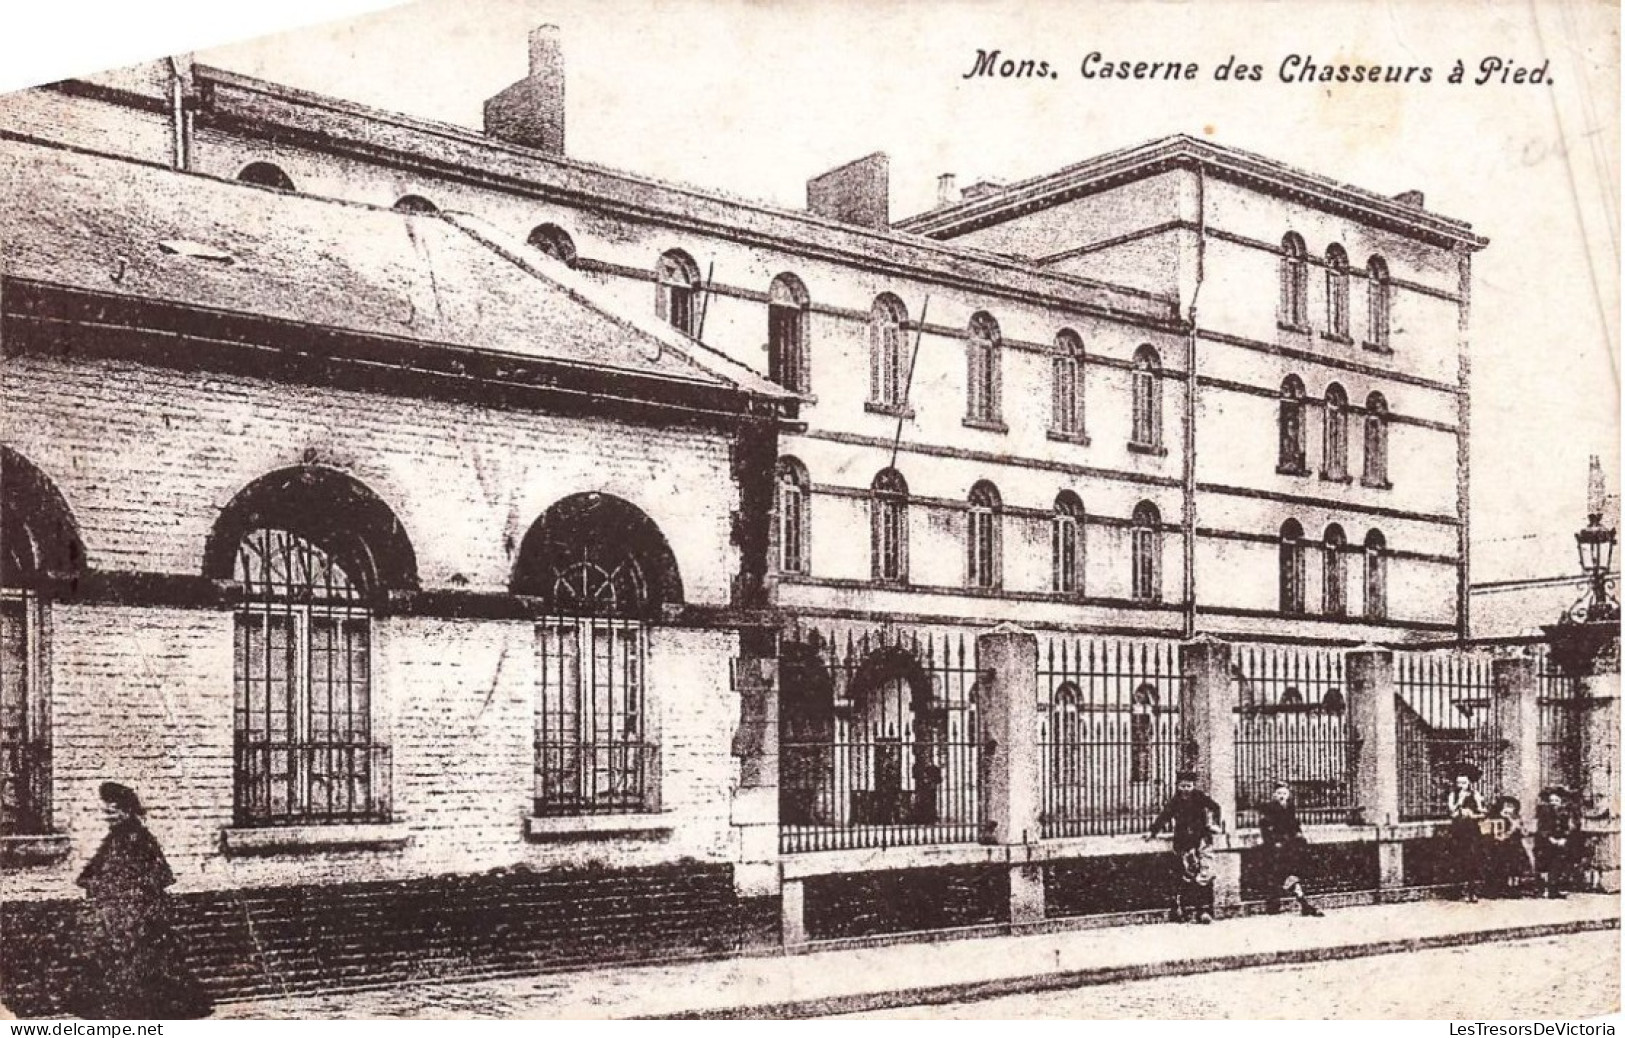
[
  {"left": 779, "top": 626, "right": 981, "bottom": 853},
  {"left": 1233, "top": 644, "right": 1358, "bottom": 828},
  {"left": 1395, "top": 650, "right": 1502, "bottom": 821},
  {"left": 1535, "top": 645, "right": 1584, "bottom": 796},
  {"left": 1037, "top": 636, "right": 1185, "bottom": 838},
  {"left": 233, "top": 738, "right": 392, "bottom": 827}
]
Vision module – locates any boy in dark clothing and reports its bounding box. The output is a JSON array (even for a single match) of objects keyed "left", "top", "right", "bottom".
[
  {"left": 1534, "top": 787, "right": 1580, "bottom": 899},
  {"left": 1147, "top": 771, "right": 1223, "bottom": 923}
]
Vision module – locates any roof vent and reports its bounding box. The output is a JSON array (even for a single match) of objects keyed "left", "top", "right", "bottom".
[{"left": 158, "top": 240, "right": 235, "bottom": 265}]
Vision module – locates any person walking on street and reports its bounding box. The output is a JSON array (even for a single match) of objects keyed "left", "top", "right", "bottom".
[
  {"left": 1147, "top": 771, "right": 1223, "bottom": 924},
  {"left": 1446, "top": 771, "right": 1488, "bottom": 903},
  {"left": 1258, "top": 782, "right": 1324, "bottom": 917},
  {"left": 1534, "top": 787, "right": 1580, "bottom": 899},
  {"left": 70, "top": 783, "right": 213, "bottom": 1020}
]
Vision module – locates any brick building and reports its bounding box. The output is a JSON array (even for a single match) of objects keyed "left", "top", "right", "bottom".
[{"left": 0, "top": 26, "right": 1517, "bottom": 1006}]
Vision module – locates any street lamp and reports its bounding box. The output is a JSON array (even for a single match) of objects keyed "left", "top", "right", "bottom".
[{"left": 1569, "top": 456, "right": 1619, "bottom": 624}]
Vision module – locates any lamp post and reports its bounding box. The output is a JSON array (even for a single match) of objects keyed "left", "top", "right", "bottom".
[{"left": 1568, "top": 455, "right": 1619, "bottom": 625}]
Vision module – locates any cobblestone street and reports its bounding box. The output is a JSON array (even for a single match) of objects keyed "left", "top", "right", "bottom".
[{"left": 840, "top": 931, "right": 1622, "bottom": 1020}]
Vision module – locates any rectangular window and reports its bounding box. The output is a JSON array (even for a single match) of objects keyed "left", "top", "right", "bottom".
[
  {"left": 535, "top": 619, "right": 652, "bottom": 816},
  {"left": 0, "top": 592, "right": 49, "bottom": 836},
  {"left": 233, "top": 604, "right": 383, "bottom": 826}
]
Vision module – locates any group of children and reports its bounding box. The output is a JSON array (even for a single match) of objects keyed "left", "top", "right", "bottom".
[
  {"left": 1146, "top": 770, "right": 1585, "bottom": 923},
  {"left": 1449, "top": 776, "right": 1583, "bottom": 902}
]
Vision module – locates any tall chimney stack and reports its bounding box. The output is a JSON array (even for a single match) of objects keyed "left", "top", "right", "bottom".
[
  {"left": 937, "top": 173, "right": 958, "bottom": 207},
  {"left": 484, "top": 25, "right": 566, "bottom": 155}
]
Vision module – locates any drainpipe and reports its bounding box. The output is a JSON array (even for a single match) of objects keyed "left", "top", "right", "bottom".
[
  {"left": 167, "top": 56, "right": 194, "bottom": 171},
  {"left": 1183, "top": 165, "right": 1206, "bottom": 640}
]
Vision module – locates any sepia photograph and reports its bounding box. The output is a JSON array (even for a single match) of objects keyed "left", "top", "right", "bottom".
[{"left": 0, "top": 0, "right": 1618, "bottom": 1023}]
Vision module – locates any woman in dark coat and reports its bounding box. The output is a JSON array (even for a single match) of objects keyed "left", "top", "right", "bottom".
[
  {"left": 71, "top": 783, "right": 212, "bottom": 1020},
  {"left": 1257, "top": 782, "right": 1324, "bottom": 916},
  {"left": 1445, "top": 771, "right": 1488, "bottom": 902}
]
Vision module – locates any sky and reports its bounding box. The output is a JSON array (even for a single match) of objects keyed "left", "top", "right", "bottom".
[{"left": 6, "top": 0, "right": 1621, "bottom": 587}]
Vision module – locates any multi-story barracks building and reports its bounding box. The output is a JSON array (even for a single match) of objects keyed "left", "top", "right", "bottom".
[{"left": 1, "top": 27, "right": 1549, "bottom": 1012}]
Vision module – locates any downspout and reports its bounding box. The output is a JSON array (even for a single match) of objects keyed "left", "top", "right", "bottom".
[
  {"left": 1183, "top": 165, "right": 1206, "bottom": 640},
  {"left": 167, "top": 56, "right": 194, "bottom": 171},
  {"left": 1455, "top": 247, "right": 1473, "bottom": 640}
]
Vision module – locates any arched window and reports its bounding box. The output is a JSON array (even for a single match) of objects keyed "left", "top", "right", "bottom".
[
  {"left": 1280, "top": 519, "right": 1307, "bottom": 614},
  {"left": 868, "top": 294, "right": 908, "bottom": 409},
  {"left": 776, "top": 457, "right": 810, "bottom": 575},
  {"left": 1363, "top": 392, "right": 1391, "bottom": 487},
  {"left": 210, "top": 467, "right": 416, "bottom": 828},
  {"left": 965, "top": 312, "right": 1001, "bottom": 425},
  {"left": 966, "top": 481, "right": 1002, "bottom": 589},
  {"left": 1051, "top": 684, "right": 1083, "bottom": 787},
  {"left": 1323, "top": 523, "right": 1348, "bottom": 617},
  {"left": 1131, "top": 345, "right": 1163, "bottom": 451},
  {"left": 1280, "top": 232, "right": 1308, "bottom": 329},
  {"left": 1131, "top": 501, "right": 1162, "bottom": 603},
  {"left": 1325, "top": 244, "right": 1350, "bottom": 340},
  {"left": 1364, "top": 529, "right": 1388, "bottom": 620},
  {"left": 1051, "top": 329, "right": 1085, "bottom": 438},
  {"left": 1366, "top": 256, "right": 1392, "bottom": 350},
  {"left": 768, "top": 273, "right": 811, "bottom": 394},
  {"left": 870, "top": 469, "right": 909, "bottom": 583},
  {"left": 656, "top": 250, "right": 701, "bottom": 336},
  {"left": 1323, "top": 382, "right": 1349, "bottom": 480},
  {"left": 1131, "top": 684, "right": 1158, "bottom": 783},
  {"left": 1, "top": 449, "right": 83, "bottom": 837},
  {"left": 515, "top": 494, "right": 683, "bottom": 817},
  {"left": 394, "top": 194, "right": 439, "bottom": 214},
  {"left": 1278, "top": 376, "right": 1307, "bottom": 474},
  {"left": 237, "top": 162, "right": 295, "bottom": 192},
  {"left": 527, "top": 223, "right": 578, "bottom": 267},
  {"left": 1053, "top": 491, "right": 1085, "bottom": 595}
]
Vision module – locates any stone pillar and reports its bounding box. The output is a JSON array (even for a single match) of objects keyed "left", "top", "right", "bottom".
[
  {"left": 1348, "top": 648, "right": 1403, "bottom": 889},
  {"left": 1180, "top": 637, "right": 1239, "bottom": 908},
  {"left": 1493, "top": 656, "right": 1540, "bottom": 811},
  {"left": 730, "top": 630, "right": 781, "bottom": 901},
  {"left": 976, "top": 624, "right": 1043, "bottom": 924},
  {"left": 1579, "top": 668, "right": 1620, "bottom": 892},
  {"left": 780, "top": 875, "right": 807, "bottom": 947},
  {"left": 976, "top": 624, "right": 1041, "bottom": 846}
]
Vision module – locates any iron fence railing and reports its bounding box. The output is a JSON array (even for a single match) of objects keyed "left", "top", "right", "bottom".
[
  {"left": 1233, "top": 644, "right": 1358, "bottom": 828},
  {"left": 1395, "top": 650, "right": 1502, "bottom": 821}
]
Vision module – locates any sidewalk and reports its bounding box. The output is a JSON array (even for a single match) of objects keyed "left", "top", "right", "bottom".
[{"left": 215, "top": 894, "right": 1619, "bottom": 1019}]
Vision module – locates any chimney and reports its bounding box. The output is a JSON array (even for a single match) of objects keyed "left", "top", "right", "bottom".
[
  {"left": 1393, "top": 189, "right": 1425, "bottom": 209},
  {"left": 937, "top": 173, "right": 958, "bottom": 207},
  {"left": 807, "top": 153, "right": 890, "bottom": 229},
  {"left": 484, "top": 25, "right": 565, "bottom": 155}
]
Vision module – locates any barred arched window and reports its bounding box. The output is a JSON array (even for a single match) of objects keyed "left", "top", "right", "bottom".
[
  {"left": 1278, "top": 376, "right": 1307, "bottom": 474},
  {"left": 871, "top": 468, "right": 909, "bottom": 583},
  {"left": 656, "top": 249, "right": 701, "bottom": 336},
  {"left": 1053, "top": 491, "right": 1085, "bottom": 595},
  {"left": 1051, "top": 329, "right": 1085, "bottom": 438},
  {"left": 1325, "top": 244, "right": 1350, "bottom": 340},
  {"left": 1363, "top": 392, "right": 1391, "bottom": 487},
  {"left": 1323, "top": 523, "right": 1348, "bottom": 617},
  {"left": 1131, "top": 345, "right": 1163, "bottom": 450},
  {"left": 966, "top": 312, "right": 1001, "bottom": 424},
  {"left": 1051, "top": 684, "right": 1083, "bottom": 787},
  {"left": 1280, "top": 519, "right": 1307, "bottom": 614},
  {"left": 1364, "top": 529, "right": 1388, "bottom": 620},
  {"left": 966, "top": 481, "right": 1002, "bottom": 590},
  {"left": 1131, "top": 501, "right": 1162, "bottom": 603},
  {"left": 768, "top": 273, "right": 811, "bottom": 394},
  {"left": 1280, "top": 232, "right": 1308, "bottom": 329},
  {"left": 527, "top": 223, "right": 578, "bottom": 267},
  {"left": 776, "top": 457, "right": 810, "bottom": 575},
  {"left": 1366, "top": 256, "right": 1391, "bottom": 350},
  {"left": 1323, "top": 382, "right": 1349, "bottom": 480},
  {"left": 869, "top": 294, "right": 908, "bottom": 409}
]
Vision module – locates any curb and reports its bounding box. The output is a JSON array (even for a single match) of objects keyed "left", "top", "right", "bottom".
[{"left": 656, "top": 916, "right": 1620, "bottom": 1019}]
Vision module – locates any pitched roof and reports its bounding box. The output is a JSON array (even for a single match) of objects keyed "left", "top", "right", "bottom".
[{"left": 0, "top": 139, "right": 793, "bottom": 402}]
